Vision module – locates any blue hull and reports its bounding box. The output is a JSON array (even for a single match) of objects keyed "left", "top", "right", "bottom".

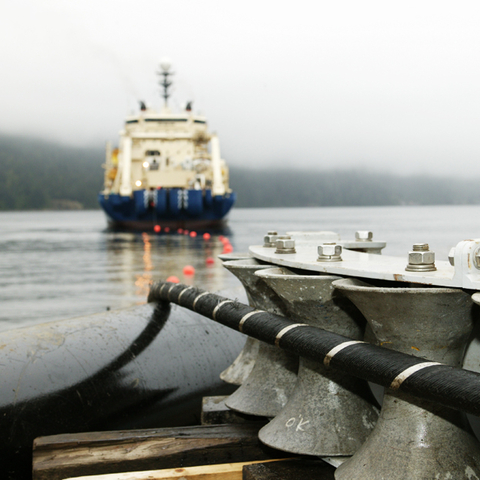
[{"left": 99, "top": 188, "right": 236, "bottom": 230}]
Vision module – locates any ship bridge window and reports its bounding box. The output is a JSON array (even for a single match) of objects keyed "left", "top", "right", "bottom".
[
  {"left": 146, "top": 150, "right": 161, "bottom": 156},
  {"left": 126, "top": 120, "right": 138, "bottom": 124},
  {"left": 194, "top": 120, "right": 206, "bottom": 124},
  {"left": 145, "top": 118, "right": 188, "bottom": 122}
]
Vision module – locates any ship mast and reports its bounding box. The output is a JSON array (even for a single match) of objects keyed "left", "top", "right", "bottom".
[{"left": 158, "top": 57, "right": 173, "bottom": 109}]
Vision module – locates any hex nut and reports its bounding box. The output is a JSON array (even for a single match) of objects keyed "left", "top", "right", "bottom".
[
  {"left": 408, "top": 251, "right": 435, "bottom": 265},
  {"left": 263, "top": 234, "right": 275, "bottom": 246},
  {"left": 264, "top": 233, "right": 289, "bottom": 247},
  {"left": 275, "top": 238, "right": 296, "bottom": 254},
  {"left": 317, "top": 243, "right": 342, "bottom": 262},
  {"left": 405, "top": 244, "right": 436, "bottom": 272},
  {"left": 355, "top": 231, "right": 373, "bottom": 241},
  {"left": 277, "top": 239, "right": 295, "bottom": 249},
  {"left": 319, "top": 244, "right": 342, "bottom": 256}
]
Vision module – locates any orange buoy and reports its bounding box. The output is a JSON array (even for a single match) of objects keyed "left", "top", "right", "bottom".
[
  {"left": 223, "top": 244, "right": 233, "bottom": 253},
  {"left": 184, "top": 230, "right": 189, "bottom": 235},
  {"left": 206, "top": 256, "right": 215, "bottom": 265},
  {"left": 183, "top": 265, "right": 195, "bottom": 275},
  {"left": 164, "top": 227, "right": 170, "bottom": 233},
  {"left": 190, "top": 231, "right": 197, "bottom": 237},
  {"left": 166, "top": 275, "right": 180, "bottom": 283},
  {"left": 203, "top": 233, "right": 211, "bottom": 240},
  {"left": 177, "top": 228, "right": 183, "bottom": 234},
  {"left": 153, "top": 225, "right": 161, "bottom": 233}
]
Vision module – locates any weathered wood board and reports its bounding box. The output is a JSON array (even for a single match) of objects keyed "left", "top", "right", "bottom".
[
  {"left": 243, "top": 459, "right": 336, "bottom": 480},
  {"left": 33, "top": 424, "right": 288, "bottom": 480},
  {"left": 63, "top": 458, "right": 290, "bottom": 480}
]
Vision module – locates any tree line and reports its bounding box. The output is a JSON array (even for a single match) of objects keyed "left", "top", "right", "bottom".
[{"left": 0, "top": 133, "right": 479, "bottom": 210}]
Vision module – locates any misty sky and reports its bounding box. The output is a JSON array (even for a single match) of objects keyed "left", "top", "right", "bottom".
[{"left": 1, "top": 1, "right": 480, "bottom": 176}]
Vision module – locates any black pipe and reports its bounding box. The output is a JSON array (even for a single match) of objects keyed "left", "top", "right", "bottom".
[
  {"left": 148, "top": 281, "right": 480, "bottom": 417},
  {"left": 0, "top": 299, "right": 245, "bottom": 480}
]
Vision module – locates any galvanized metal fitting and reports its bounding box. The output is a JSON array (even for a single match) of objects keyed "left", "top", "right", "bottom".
[
  {"left": 275, "top": 238, "right": 296, "bottom": 254},
  {"left": 263, "top": 231, "right": 280, "bottom": 247},
  {"left": 355, "top": 231, "right": 373, "bottom": 241},
  {"left": 405, "top": 243, "right": 436, "bottom": 272},
  {"left": 317, "top": 243, "right": 342, "bottom": 262}
]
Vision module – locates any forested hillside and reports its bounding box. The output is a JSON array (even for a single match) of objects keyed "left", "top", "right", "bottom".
[
  {"left": 0, "top": 134, "right": 102, "bottom": 209},
  {"left": 229, "top": 167, "right": 480, "bottom": 207},
  {"left": 1, "top": 133, "right": 479, "bottom": 210}
]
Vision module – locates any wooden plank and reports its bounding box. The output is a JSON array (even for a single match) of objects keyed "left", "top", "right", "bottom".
[
  {"left": 33, "top": 424, "right": 288, "bottom": 480},
  {"left": 63, "top": 459, "right": 289, "bottom": 480},
  {"left": 34, "top": 424, "right": 261, "bottom": 450},
  {"left": 243, "top": 459, "right": 335, "bottom": 480}
]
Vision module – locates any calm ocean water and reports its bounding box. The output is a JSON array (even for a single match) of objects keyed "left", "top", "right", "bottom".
[{"left": 1, "top": 205, "right": 479, "bottom": 332}]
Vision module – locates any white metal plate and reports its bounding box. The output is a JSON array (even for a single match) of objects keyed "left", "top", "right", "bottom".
[{"left": 249, "top": 239, "right": 480, "bottom": 290}]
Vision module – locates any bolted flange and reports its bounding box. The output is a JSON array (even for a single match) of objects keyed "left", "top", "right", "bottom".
[
  {"left": 275, "top": 238, "right": 296, "bottom": 254},
  {"left": 317, "top": 243, "right": 342, "bottom": 262},
  {"left": 405, "top": 243, "right": 436, "bottom": 272}
]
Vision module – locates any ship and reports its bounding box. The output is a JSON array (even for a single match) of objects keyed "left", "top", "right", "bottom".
[{"left": 98, "top": 58, "right": 236, "bottom": 231}]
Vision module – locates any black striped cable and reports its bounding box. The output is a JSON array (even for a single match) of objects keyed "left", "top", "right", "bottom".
[{"left": 148, "top": 281, "right": 480, "bottom": 417}]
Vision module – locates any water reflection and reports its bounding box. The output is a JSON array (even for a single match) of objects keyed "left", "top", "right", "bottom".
[
  {"left": 135, "top": 233, "right": 153, "bottom": 297},
  {"left": 1, "top": 206, "right": 479, "bottom": 330},
  {"left": 104, "top": 230, "right": 240, "bottom": 305}
]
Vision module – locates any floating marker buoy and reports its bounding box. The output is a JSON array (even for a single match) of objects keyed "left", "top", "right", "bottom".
[
  {"left": 164, "top": 227, "right": 170, "bottom": 233},
  {"left": 219, "top": 235, "right": 225, "bottom": 241},
  {"left": 177, "top": 228, "right": 183, "bottom": 234},
  {"left": 154, "top": 225, "right": 161, "bottom": 233},
  {"left": 183, "top": 265, "right": 195, "bottom": 275},
  {"left": 206, "top": 257, "right": 215, "bottom": 265},
  {"left": 190, "top": 231, "right": 197, "bottom": 237},
  {"left": 184, "top": 230, "right": 189, "bottom": 235},
  {"left": 166, "top": 275, "right": 180, "bottom": 283},
  {"left": 223, "top": 244, "right": 233, "bottom": 253},
  {"left": 221, "top": 237, "right": 230, "bottom": 245},
  {"left": 203, "top": 233, "right": 211, "bottom": 240}
]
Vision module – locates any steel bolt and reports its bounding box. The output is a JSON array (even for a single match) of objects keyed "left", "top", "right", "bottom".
[
  {"left": 317, "top": 242, "right": 342, "bottom": 262},
  {"left": 264, "top": 231, "right": 284, "bottom": 247},
  {"left": 275, "top": 238, "right": 296, "bottom": 254},
  {"left": 405, "top": 243, "right": 436, "bottom": 272},
  {"left": 355, "top": 231, "right": 373, "bottom": 241}
]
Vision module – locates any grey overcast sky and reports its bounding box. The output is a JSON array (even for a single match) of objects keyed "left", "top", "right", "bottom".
[{"left": 1, "top": 1, "right": 480, "bottom": 176}]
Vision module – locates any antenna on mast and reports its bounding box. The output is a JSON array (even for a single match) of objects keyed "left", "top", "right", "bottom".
[{"left": 158, "top": 57, "right": 173, "bottom": 107}]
